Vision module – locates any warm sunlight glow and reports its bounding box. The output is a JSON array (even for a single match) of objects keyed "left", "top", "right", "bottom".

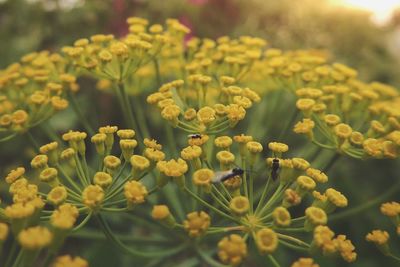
[{"left": 332, "top": 0, "right": 400, "bottom": 24}]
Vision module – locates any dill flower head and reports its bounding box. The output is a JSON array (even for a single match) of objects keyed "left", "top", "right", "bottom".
[
  {"left": 181, "top": 145, "right": 202, "bottom": 161},
  {"left": 214, "top": 136, "right": 233, "bottom": 149},
  {"left": 366, "top": 230, "right": 390, "bottom": 246},
  {"left": 156, "top": 158, "right": 188, "bottom": 177},
  {"left": 305, "top": 207, "right": 327, "bottom": 229},
  {"left": 192, "top": 168, "right": 214, "bottom": 191},
  {"left": 229, "top": 196, "right": 250, "bottom": 216},
  {"left": 51, "top": 204, "right": 79, "bottom": 230},
  {"left": 268, "top": 142, "right": 289, "bottom": 154},
  {"left": 273, "top": 206, "right": 291, "bottom": 227},
  {"left": 218, "top": 234, "right": 247, "bottom": 266},
  {"left": 130, "top": 155, "right": 151, "bottom": 171},
  {"left": 18, "top": 226, "right": 53, "bottom": 250},
  {"left": 291, "top": 258, "right": 319, "bottom": 267},
  {"left": 183, "top": 211, "right": 211, "bottom": 237},
  {"left": 93, "top": 172, "right": 113, "bottom": 188},
  {"left": 0, "top": 223, "right": 9, "bottom": 241},
  {"left": 255, "top": 228, "right": 278, "bottom": 254},
  {"left": 5, "top": 167, "right": 25, "bottom": 184},
  {"left": 31, "top": 154, "right": 49, "bottom": 169},
  {"left": 380, "top": 202, "right": 400, "bottom": 217},
  {"left": 124, "top": 181, "right": 148, "bottom": 205},
  {"left": 216, "top": 150, "right": 235, "bottom": 166},
  {"left": 47, "top": 186, "right": 68, "bottom": 206},
  {"left": 52, "top": 255, "right": 88, "bottom": 267},
  {"left": 82, "top": 185, "right": 104, "bottom": 209},
  {"left": 306, "top": 168, "right": 328, "bottom": 183},
  {"left": 5, "top": 202, "right": 35, "bottom": 220},
  {"left": 104, "top": 155, "right": 121, "bottom": 171},
  {"left": 39, "top": 167, "right": 58, "bottom": 183}
]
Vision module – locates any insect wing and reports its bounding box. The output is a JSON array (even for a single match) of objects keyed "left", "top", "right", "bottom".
[{"left": 212, "top": 170, "right": 230, "bottom": 183}]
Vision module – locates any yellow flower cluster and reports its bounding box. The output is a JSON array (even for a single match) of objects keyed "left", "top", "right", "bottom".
[
  {"left": 0, "top": 51, "right": 75, "bottom": 140},
  {"left": 147, "top": 78, "right": 260, "bottom": 133},
  {"left": 147, "top": 136, "right": 353, "bottom": 266},
  {"left": 365, "top": 201, "right": 400, "bottom": 259}
]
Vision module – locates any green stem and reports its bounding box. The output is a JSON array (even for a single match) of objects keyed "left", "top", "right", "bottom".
[
  {"left": 96, "top": 214, "right": 186, "bottom": 258},
  {"left": 72, "top": 212, "right": 92, "bottom": 232},
  {"left": 67, "top": 92, "right": 95, "bottom": 136},
  {"left": 184, "top": 187, "right": 239, "bottom": 223},
  {"left": 26, "top": 130, "right": 40, "bottom": 152},
  {"left": 267, "top": 255, "right": 281, "bottom": 267}
]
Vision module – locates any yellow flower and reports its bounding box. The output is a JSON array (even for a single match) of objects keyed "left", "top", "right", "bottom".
[
  {"left": 124, "top": 181, "right": 148, "bottom": 204},
  {"left": 82, "top": 185, "right": 104, "bottom": 209},
  {"left": 273, "top": 207, "right": 291, "bottom": 227},
  {"left": 130, "top": 155, "right": 150, "bottom": 179},
  {"left": 184, "top": 108, "right": 197, "bottom": 121},
  {"left": 268, "top": 142, "right": 289, "bottom": 153},
  {"left": 103, "top": 155, "right": 121, "bottom": 171},
  {"left": 18, "top": 226, "right": 52, "bottom": 250},
  {"left": 5, "top": 202, "right": 35, "bottom": 219},
  {"left": 246, "top": 141, "right": 263, "bottom": 153},
  {"left": 226, "top": 104, "right": 246, "bottom": 123},
  {"left": 197, "top": 106, "right": 216, "bottom": 124},
  {"left": 144, "top": 148, "right": 165, "bottom": 162},
  {"left": 216, "top": 150, "right": 235, "bottom": 166},
  {"left": 144, "top": 138, "right": 162, "bottom": 150},
  {"left": 214, "top": 136, "right": 233, "bottom": 149},
  {"left": 47, "top": 186, "right": 68, "bottom": 205},
  {"left": 283, "top": 189, "right": 302, "bottom": 207},
  {"left": 218, "top": 234, "right": 247, "bottom": 266},
  {"left": 334, "top": 123, "right": 352, "bottom": 139},
  {"left": 161, "top": 104, "right": 181, "bottom": 122},
  {"left": 192, "top": 168, "right": 214, "bottom": 192},
  {"left": 11, "top": 110, "right": 28, "bottom": 125},
  {"left": 93, "top": 172, "right": 113, "bottom": 188},
  {"left": 324, "top": 114, "right": 341, "bottom": 126},
  {"left": 156, "top": 158, "right": 188, "bottom": 177},
  {"left": 229, "top": 196, "right": 250, "bottom": 216},
  {"left": 120, "top": 139, "right": 138, "bottom": 160},
  {"left": 335, "top": 235, "right": 357, "bottom": 262},
  {"left": 325, "top": 188, "right": 348, "bottom": 209},
  {"left": 366, "top": 230, "right": 390, "bottom": 256},
  {"left": 305, "top": 207, "right": 327, "bottom": 229},
  {"left": 181, "top": 145, "right": 202, "bottom": 161},
  {"left": 293, "top": 119, "right": 315, "bottom": 138},
  {"left": 151, "top": 205, "right": 176, "bottom": 227},
  {"left": 31, "top": 154, "right": 49, "bottom": 169},
  {"left": 52, "top": 255, "right": 88, "bottom": 267},
  {"left": 292, "top": 158, "right": 310, "bottom": 171},
  {"left": 117, "top": 129, "right": 136, "bottom": 139},
  {"left": 51, "top": 204, "right": 79, "bottom": 230},
  {"left": 306, "top": 168, "right": 328, "bottom": 183},
  {"left": 380, "top": 202, "right": 400, "bottom": 217},
  {"left": 296, "top": 98, "right": 315, "bottom": 116},
  {"left": 296, "top": 175, "right": 316, "bottom": 194},
  {"left": 183, "top": 211, "right": 211, "bottom": 237},
  {"left": 51, "top": 97, "right": 69, "bottom": 110},
  {"left": 291, "top": 258, "right": 319, "bottom": 267},
  {"left": 233, "top": 96, "right": 252, "bottom": 109},
  {"left": 5, "top": 167, "right": 25, "bottom": 184},
  {"left": 39, "top": 168, "right": 59, "bottom": 186},
  {"left": 60, "top": 148, "right": 75, "bottom": 161},
  {"left": 0, "top": 223, "right": 9, "bottom": 241},
  {"left": 255, "top": 228, "right": 278, "bottom": 254},
  {"left": 313, "top": 225, "right": 336, "bottom": 255},
  {"left": 152, "top": 205, "right": 170, "bottom": 220}
]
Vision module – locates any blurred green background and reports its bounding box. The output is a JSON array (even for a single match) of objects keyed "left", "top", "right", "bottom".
[{"left": 1, "top": 0, "right": 400, "bottom": 266}]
